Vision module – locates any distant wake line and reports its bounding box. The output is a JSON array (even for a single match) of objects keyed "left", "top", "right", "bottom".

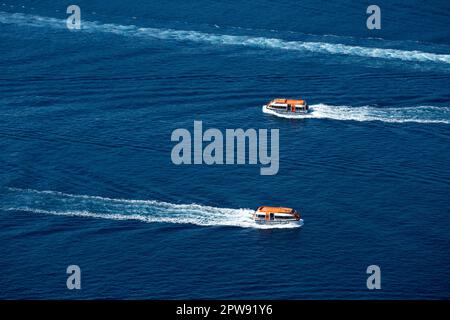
[
  {"left": 263, "top": 104, "right": 450, "bottom": 124},
  {"left": 1, "top": 11, "right": 450, "bottom": 64},
  {"left": 1, "top": 188, "right": 299, "bottom": 229}
]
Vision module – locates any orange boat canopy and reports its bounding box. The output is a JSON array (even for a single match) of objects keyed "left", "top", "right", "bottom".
[
  {"left": 272, "top": 98, "right": 306, "bottom": 105},
  {"left": 256, "top": 206, "right": 295, "bottom": 214}
]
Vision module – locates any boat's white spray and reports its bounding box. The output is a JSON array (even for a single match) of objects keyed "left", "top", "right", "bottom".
[
  {"left": 2, "top": 188, "right": 301, "bottom": 229},
  {"left": 263, "top": 104, "right": 450, "bottom": 124},
  {"left": 1, "top": 11, "right": 450, "bottom": 65}
]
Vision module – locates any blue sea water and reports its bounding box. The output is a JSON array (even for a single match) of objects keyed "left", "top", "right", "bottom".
[{"left": 0, "top": 0, "right": 449, "bottom": 299}]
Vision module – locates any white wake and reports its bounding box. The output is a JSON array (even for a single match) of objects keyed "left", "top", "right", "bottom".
[
  {"left": 2, "top": 188, "right": 301, "bottom": 229},
  {"left": 1, "top": 11, "right": 450, "bottom": 64},
  {"left": 262, "top": 104, "right": 450, "bottom": 124}
]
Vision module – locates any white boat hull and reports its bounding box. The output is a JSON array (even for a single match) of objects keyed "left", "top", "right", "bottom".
[
  {"left": 254, "top": 218, "right": 304, "bottom": 226},
  {"left": 263, "top": 105, "right": 309, "bottom": 114}
]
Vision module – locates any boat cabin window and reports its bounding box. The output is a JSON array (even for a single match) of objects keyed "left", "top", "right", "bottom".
[
  {"left": 269, "top": 213, "right": 275, "bottom": 220},
  {"left": 270, "top": 104, "right": 288, "bottom": 110},
  {"left": 256, "top": 214, "right": 266, "bottom": 219},
  {"left": 275, "top": 215, "right": 292, "bottom": 220}
]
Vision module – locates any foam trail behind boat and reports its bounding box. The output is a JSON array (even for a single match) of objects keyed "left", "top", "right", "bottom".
[
  {"left": 263, "top": 104, "right": 450, "bottom": 124},
  {"left": 1, "top": 11, "right": 450, "bottom": 65},
  {"left": 1, "top": 188, "right": 300, "bottom": 229}
]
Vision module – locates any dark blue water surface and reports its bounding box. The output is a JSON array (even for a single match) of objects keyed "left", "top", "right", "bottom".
[{"left": 1, "top": 0, "right": 449, "bottom": 299}]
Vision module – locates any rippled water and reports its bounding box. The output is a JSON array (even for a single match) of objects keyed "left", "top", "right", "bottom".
[{"left": 0, "top": 0, "right": 449, "bottom": 299}]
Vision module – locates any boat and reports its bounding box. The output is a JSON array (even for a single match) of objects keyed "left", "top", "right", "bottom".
[
  {"left": 263, "top": 98, "right": 309, "bottom": 114},
  {"left": 253, "top": 206, "right": 303, "bottom": 225}
]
